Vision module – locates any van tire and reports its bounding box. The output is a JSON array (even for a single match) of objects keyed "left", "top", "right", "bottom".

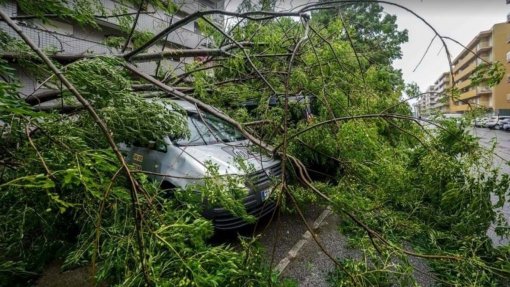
[{"left": 160, "top": 181, "right": 176, "bottom": 198}]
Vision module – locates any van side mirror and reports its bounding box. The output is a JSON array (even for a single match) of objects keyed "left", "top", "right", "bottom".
[{"left": 148, "top": 140, "right": 167, "bottom": 153}]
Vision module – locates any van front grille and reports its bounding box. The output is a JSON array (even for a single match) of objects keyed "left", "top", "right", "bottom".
[
  {"left": 204, "top": 163, "right": 281, "bottom": 230},
  {"left": 245, "top": 164, "right": 282, "bottom": 190}
]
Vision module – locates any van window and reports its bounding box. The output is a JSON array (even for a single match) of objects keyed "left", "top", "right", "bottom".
[{"left": 175, "top": 111, "right": 245, "bottom": 146}]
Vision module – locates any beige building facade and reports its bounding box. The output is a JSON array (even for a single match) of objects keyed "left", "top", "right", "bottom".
[{"left": 449, "top": 22, "right": 510, "bottom": 115}]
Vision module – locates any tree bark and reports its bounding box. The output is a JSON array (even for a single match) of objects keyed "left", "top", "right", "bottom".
[
  {"left": 25, "top": 86, "right": 195, "bottom": 106},
  {"left": 1, "top": 48, "right": 229, "bottom": 64},
  {"left": 1, "top": 42, "right": 261, "bottom": 64}
]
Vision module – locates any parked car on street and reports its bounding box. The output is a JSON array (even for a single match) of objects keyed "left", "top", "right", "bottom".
[
  {"left": 502, "top": 119, "right": 510, "bottom": 131},
  {"left": 125, "top": 100, "right": 280, "bottom": 230},
  {"left": 486, "top": 116, "right": 510, "bottom": 130},
  {"left": 474, "top": 117, "right": 489, "bottom": 128}
]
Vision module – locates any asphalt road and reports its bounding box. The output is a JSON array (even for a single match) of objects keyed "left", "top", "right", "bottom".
[
  {"left": 470, "top": 127, "right": 510, "bottom": 246},
  {"left": 252, "top": 128, "right": 510, "bottom": 286},
  {"left": 255, "top": 204, "right": 435, "bottom": 286}
]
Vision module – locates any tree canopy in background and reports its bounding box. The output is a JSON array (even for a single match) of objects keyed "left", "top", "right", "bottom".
[{"left": 314, "top": 0, "right": 408, "bottom": 66}]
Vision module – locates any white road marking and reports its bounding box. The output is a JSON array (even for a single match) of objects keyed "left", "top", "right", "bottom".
[{"left": 275, "top": 206, "right": 333, "bottom": 274}]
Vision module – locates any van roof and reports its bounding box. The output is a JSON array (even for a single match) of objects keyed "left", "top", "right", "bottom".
[
  {"left": 155, "top": 98, "right": 223, "bottom": 115},
  {"left": 172, "top": 100, "right": 197, "bottom": 111}
]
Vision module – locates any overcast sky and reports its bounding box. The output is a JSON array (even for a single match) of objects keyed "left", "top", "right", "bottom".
[
  {"left": 386, "top": 0, "right": 508, "bottom": 91},
  {"left": 225, "top": 0, "right": 509, "bottom": 92}
]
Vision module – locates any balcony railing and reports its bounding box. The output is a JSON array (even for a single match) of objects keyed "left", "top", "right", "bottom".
[
  {"left": 455, "top": 41, "right": 490, "bottom": 69},
  {"left": 477, "top": 41, "right": 491, "bottom": 50},
  {"left": 455, "top": 61, "right": 476, "bottom": 81},
  {"left": 0, "top": 22, "right": 116, "bottom": 55},
  {"left": 456, "top": 79, "right": 471, "bottom": 91},
  {"left": 460, "top": 89, "right": 477, "bottom": 100},
  {"left": 477, "top": 86, "right": 492, "bottom": 94},
  {"left": 432, "top": 102, "right": 446, "bottom": 109},
  {"left": 98, "top": 0, "right": 220, "bottom": 49},
  {"left": 478, "top": 40, "right": 490, "bottom": 48},
  {"left": 477, "top": 57, "right": 490, "bottom": 64}
]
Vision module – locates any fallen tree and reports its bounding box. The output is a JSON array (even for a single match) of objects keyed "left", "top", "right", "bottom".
[
  {"left": 0, "top": 42, "right": 263, "bottom": 64},
  {"left": 1, "top": 1, "right": 509, "bottom": 286}
]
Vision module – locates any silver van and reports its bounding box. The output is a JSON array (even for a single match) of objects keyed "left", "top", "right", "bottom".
[{"left": 125, "top": 100, "right": 281, "bottom": 230}]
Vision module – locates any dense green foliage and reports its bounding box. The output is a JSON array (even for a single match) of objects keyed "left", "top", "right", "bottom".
[
  {"left": 321, "top": 121, "right": 510, "bottom": 286},
  {"left": 1, "top": 0, "right": 510, "bottom": 286},
  {"left": 0, "top": 33, "right": 274, "bottom": 286},
  {"left": 188, "top": 3, "right": 510, "bottom": 286}
]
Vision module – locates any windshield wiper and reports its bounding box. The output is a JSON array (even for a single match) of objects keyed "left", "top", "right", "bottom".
[
  {"left": 195, "top": 109, "right": 223, "bottom": 144},
  {"left": 189, "top": 117, "right": 207, "bottom": 145}
]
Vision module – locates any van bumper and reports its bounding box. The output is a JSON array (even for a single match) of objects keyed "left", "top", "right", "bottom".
[{"left": 206, "top": 200, "right": 277, "bottom": 230}]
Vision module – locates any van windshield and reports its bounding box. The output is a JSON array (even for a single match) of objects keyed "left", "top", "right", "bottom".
[{"left": 175, "top": 111, "right": 246, "bottom": 146}]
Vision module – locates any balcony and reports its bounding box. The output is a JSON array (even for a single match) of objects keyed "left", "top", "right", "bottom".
[
  {"left": 98, "top": 0, "right": 219, "bottom": 49},
  {"left": 456, "top": 79, "right": 471, "bottom": 90},
  {"left": 478, "top": 100, "right": 490, "bottom": 108},
  {"left": 455, "top": 61, "right": 476, "bottom": 81},
  {"left": 454, "top": 48, "right": 477, "bottom": 69},
  {"left": 476, "top": 56, "right": 490, "bottom": 65},
  {"left": 432, "top": 102, "right": 446, "bottom": 109},
  {"left": 450, "top": 103, "right": 469, "bottom": 113},
  {"left": 455, "top": 44, "right": 491, "bottom": 70},
  {"left": 175, "top": 0, "right": 224, "bottom": 17},
  {"left": 459, "top": 88, "right": 477, "bottom": 100},
  {"left": 0, "top": 21, "right": 115, "bottom": 55},
  {"left": 477, "top": 41, "right": 491, "bottom": 50},
  {"left": 477, "top": 86, "right": 492, "bottom": 95}
]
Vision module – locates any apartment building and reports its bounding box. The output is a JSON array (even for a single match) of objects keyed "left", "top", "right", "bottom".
[
  {"left": 433, "top": 71, "right": 452, "bottom": 113},
  {"left": 449, "top": 22, "right": 510, "bottom": 115},
  {"left": 0, "top": 0, "right": 224, "bottom": 95},
  {"left": 416, "top": 85, "right": 434, "bottom": 117},
  {"left": 415, "top": 72, "right": 451, "bottom": 117}
]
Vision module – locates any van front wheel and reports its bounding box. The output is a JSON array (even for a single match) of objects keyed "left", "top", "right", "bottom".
[{"left": 160, "top": 181, "right": 176, "bottom": 198}]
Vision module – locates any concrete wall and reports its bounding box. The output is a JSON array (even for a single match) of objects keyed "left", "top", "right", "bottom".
[{"left": 1, "top": 0, "right": 224, "bottom": 96}]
